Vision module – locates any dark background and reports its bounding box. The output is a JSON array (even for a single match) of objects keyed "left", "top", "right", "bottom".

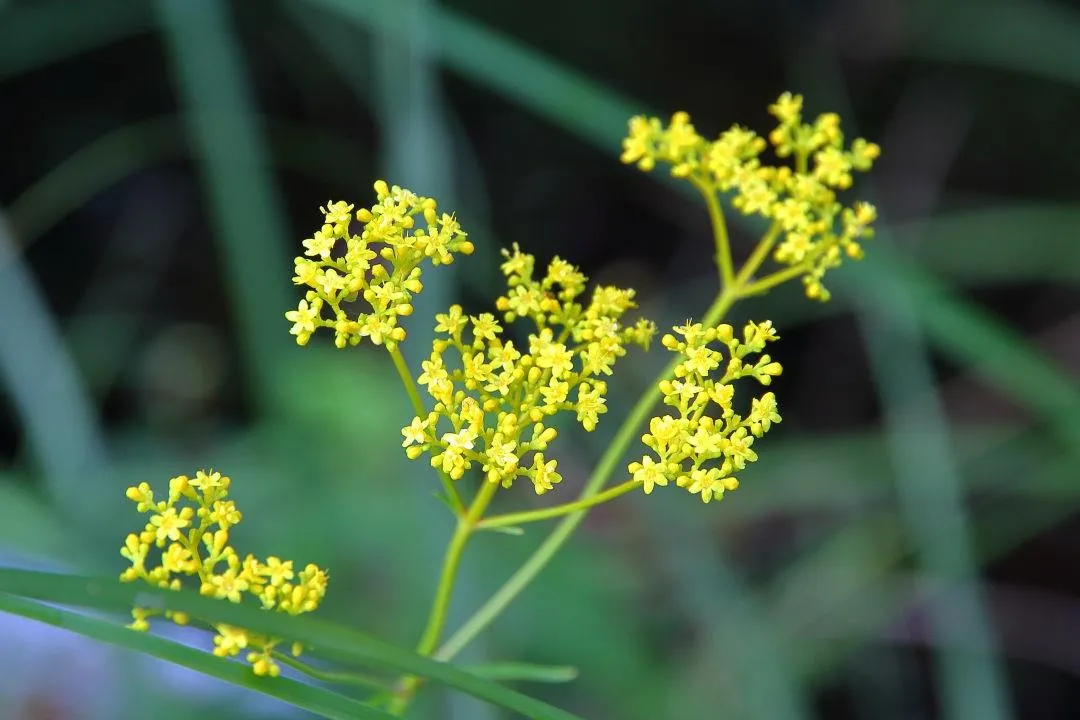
[{"left": 1, "top": 0, "right": 1079, "bottom": 718}]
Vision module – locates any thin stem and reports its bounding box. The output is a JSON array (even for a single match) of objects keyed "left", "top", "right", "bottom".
[
  {"left": 271, "top": 651, "right": 391, "bottom": 691},
  {"left": 420, "top": 480, "right": 501, "bottom": 653},
  {"left": 388, "top": 346, "right": 465, "bottom": 516},
  {"left": 477, "top": 480, "right": 639, "bottom": 530},
  {"left": 387, "top": 478, "right": 500, "bottom": 714},
  {"left": 733, "top": 220, "right": 782, "bottom": 287},
  {"left": 434, "top": 288, "right": 738, "bottom": 663},
  {"left": 738, "top": 261, "right": 810, "bottom": 298},
  {"left": 696, "top": 180, "right": 735, "bottom": 288},
  {"left": 389, "top": 345, "right": 427, "bottom": 416}
]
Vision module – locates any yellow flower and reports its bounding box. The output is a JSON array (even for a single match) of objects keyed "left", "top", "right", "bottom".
[
  {"left": 529, "top": 454, "right": 562, "bottom": 495},
  {"left": 622, "top": 94, "right": 879, "bottom": 301},
  {"left": 402, "top": 416, "right": 429, "bottom": 448},
  {"left": 285, "top": 298, "right": 321, "bottom": 345},
  {"left": 629, "top": 320, "right": 782, "bottom": 503},
  {"left": 287, "top": 182, "right": 472, "bottom": 350},
  {"left": 402, "top": 249, "right": 654, "bottom": 495},
  {"left": 212, "top": 625, "right": 249, "bottom": 657},
  {"left": 262, "top": 557, "right": 294, "bottom": 587},
  {"left": 628, "top": 456, "right": 668, "bottom": 494},
  {"left": 121, "top": 470, "right": 329, "bottom": 676},
  {"left": 149, "top": 507, "right": 192, "bottom": 544}
]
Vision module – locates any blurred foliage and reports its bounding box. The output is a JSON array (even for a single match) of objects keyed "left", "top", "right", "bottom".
[{"left": 1, "top": 0, "right": 1078, "bottom": 718}]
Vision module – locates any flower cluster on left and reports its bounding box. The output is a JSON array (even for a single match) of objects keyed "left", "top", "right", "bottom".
[
  {"left": 286, "top": 180, "right": 475, "bottom": 349},
  {"left": 119, "top": 470, "right": 329, "bottom": 677}
]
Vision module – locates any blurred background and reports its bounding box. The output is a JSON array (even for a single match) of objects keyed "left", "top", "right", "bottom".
[{"left": 1, "top": 0, "right": 1079, "bottom": 718}]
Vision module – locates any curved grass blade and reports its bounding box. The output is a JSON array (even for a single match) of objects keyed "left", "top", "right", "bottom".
[
  {"left": 0, "top": 570, "right": 585, "bottom": 720},
  {"left": 0, "top": 0, "right": 151, "bottom": 81},
  {"left": 913, "top": 0, "right": 1080, "bottom": 89},
  {"left": 0, "top": 593, "right": 391, "bottom": 720}
]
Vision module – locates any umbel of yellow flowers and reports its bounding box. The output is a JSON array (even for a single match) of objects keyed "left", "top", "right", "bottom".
[
  {"left": 286, "top": 180, "right": 474, "bottom": 349},
  {"left": 402, "top": 244, "right": 657, "bottom": 495},
  {"left": 629, "top": 320, "right": 782, "bottom": 502},
  {"left": 621, "top": 91, "right": 880, "bottom": 301},
  {"left": 120, "top": 470, "right": 328, "bottom": 677},
  {"left": 121, "top": 92, "right": 879, "bottom": 680}
]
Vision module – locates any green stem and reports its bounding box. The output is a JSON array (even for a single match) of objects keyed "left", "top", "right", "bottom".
[
  {"left": 388, "top": 478, "right": 501, "bottom": 714},
  {"left": 696, "top": 180, "right": 734, "bottom": 288},
  {"left": 477, "top": 480, "right": 639, "bottom": 530},
  {"left": 734, "top": 221, "right": 782, "bottom": 287},
  {"left": 738, "top": 261, "right": 810, "bottom": 298},
  {"left": 434, "top": 288, "right": 738, "bottom": 663},
  {"left": 388, "top": 346, "right": 465, "bottom": 516},
  {"left": 271, "top": 650, "right": 391, "bottom": 691}
]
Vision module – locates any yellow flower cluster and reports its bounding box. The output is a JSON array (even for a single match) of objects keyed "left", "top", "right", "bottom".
[
  {"left": 401, "top": 245, "right": 656, "bottom": 495},
  {"left": 120, "top": 470, "right": 329, "bottom": 677},
  {"left": 621, "top": 93, "right": 880, "bottom": 301},
  {"left": 286, "top": 180, "right": 474, "bottom": 349},
  {"left": 628, "top": 320, "right": 783, "bottom": 502}
]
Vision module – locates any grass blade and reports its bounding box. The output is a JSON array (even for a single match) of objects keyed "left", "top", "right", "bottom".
[
  {"left": 0, "top": 569, "right": 586, "bottom": 720},
  {"left": 0, "top": 593, "right": 391, "bottom": 720}
]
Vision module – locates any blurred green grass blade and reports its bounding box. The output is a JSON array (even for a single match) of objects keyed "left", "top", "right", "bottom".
[
  {"left": 0, "top": 593, "right": 390, "bottom": 720},
  {"left": 767, "top": 516, "right": 907, "bottom": 678},
  {"left": 646, "top": 494, "right": 811, "bottom": 720},
  {"left": 156, "top": 0, "right": 292, "bottom": 412},
  {"left": 773, "top": 445, "right": 1080, "bottom": 686},
  {"left": 8, "top": 117, "right": 369, "bottom": 249},
  {"left": 0, "top": 570, "right": 586, "bottom": 720},
  {"left": 913, "top": 0, "right": 1080, "bottom": 87},
  {"left": 0, "top": 0, "right": 151, "bottom": 80},
  {"left": 300, "top": 0, "right": 654, "bottom": 149},
  {"left": 896, "top": 203, "right": 1080, "bottom": 283},
  {"left": 0, "top": 478, "right": 69, "bottom": 559},
  {"left": 8, "top": 119, "right": 181, "bottom": 243},
  {"left": 809, "top": 66, "right": 1012, "bottom": 717},
  {"left": 0, "top": 213, "right": 110, "bottom": 521},
  {"left": 464, "top": 662, "right": 578, "bottom": 684},
  {"left": 849, "top": 250, "right": 1080, "bottom": 446}
]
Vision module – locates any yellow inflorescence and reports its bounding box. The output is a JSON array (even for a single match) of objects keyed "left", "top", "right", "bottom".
[
  {"left": 286, "top": 180, "right": 474, "bottom": 349},
  {"left": 120, "top": 470, "right": 329, "bottom": 677},
  {"left": 621, "top": 92, "right": 880, "bottom": 301},
  {"left": 628, "top": 320, "right": 783, "bottom": 502},
  {"left": 401, "top": 244, "right": 656, "bottom": 495}
]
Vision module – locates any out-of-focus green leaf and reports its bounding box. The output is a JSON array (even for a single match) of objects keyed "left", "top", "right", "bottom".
[
  {"left": 913, "top": 0, "right": 1080, "bottom": 88},
  {"left": 464, "top": 662, "right": 579, "bottom": 684},
  {"left": 0, "top": 0, "right": 151, "bottom": 80},
  {"left": 895, "top": 204, "right": 1080, "bottom": 283},
  {"left": 0, "top": 478, "right": 68, "bottom": 558},
  {"left": 0, "top": 593, "right": 392, "bottom": 719},
  {"left": 0, "top": 570, "right": 586, "bottom": 720}
]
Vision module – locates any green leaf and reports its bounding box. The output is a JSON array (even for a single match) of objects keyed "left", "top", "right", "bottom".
[
  {"left": 464, "top": 662, "right": 579, "bottom": 684},
  {"left": 0, "top": 569, "right": 585, "bottom": 720},
  {"left": 0, "top": 593, "right": 390, "bottom": 720},
  {"left": 913, "top": 0, "right": 1080, "bottom": 88}
]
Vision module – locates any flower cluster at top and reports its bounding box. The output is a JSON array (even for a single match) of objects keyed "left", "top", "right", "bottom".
[
  {"left": 286, "top": 180, "right": 474, "bottom": 349},
  {"left": 629, "top": 321, "right": 782, "bottom": 502},
  {"left": 120, "top": 470, "right": 329, "bottom": 677},
  {"left": 401, "top": 245, "right": 656, "bottom": 495},
  {"left": 621, "top": 92, "right": 880, "bottom": 301}
]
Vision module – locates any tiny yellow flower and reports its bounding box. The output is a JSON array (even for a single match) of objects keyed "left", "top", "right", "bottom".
[{"left": 149, "top": 507, "right": 191, "bottom": 544}]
